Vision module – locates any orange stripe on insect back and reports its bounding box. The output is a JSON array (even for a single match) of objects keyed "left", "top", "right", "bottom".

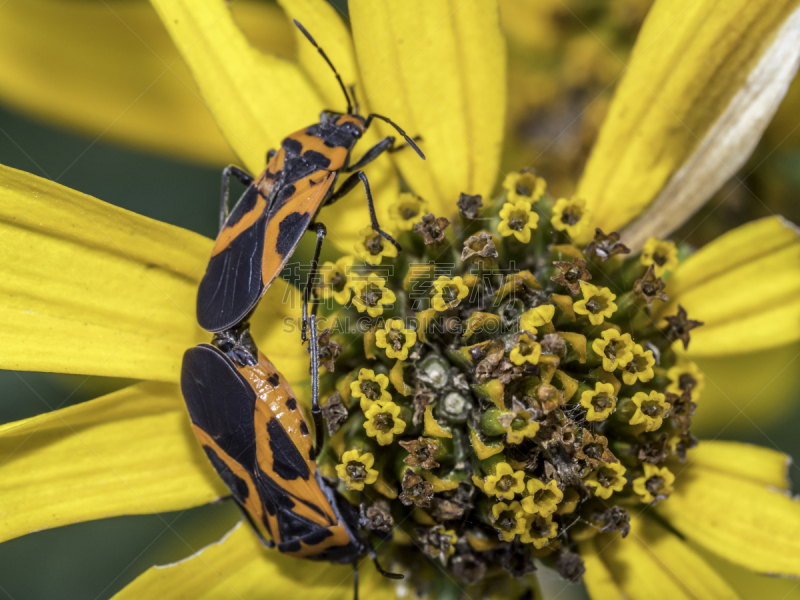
[
  {"left": 192, "top": 426, "right": 275, "bottom": 542},
  {"left": 283, "top": 525, "right": 354, "bottom": 559},
  {"left": 260, "top": 172, "right": 336, "bottom": 286},
  {"left": 211, "top": 194, "right": 268, "bottom": 257}
]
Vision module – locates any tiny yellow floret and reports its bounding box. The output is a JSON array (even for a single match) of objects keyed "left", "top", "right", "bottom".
[
  {"left": 389, "top": 193, "right": 428, "bottom": 231},
  {"left": 363, "top": 400, "right": 406, "bottom": 446},
  {"left": 585, "top": 461, "right": 627, "bottom": 499},
  {"left": 640, "top": 238, "right": 679, "bottom": 277},
  {"left": 629, "top": 391, "right": 670, "bottom": 432},
  {"left": 552, "top": 196, "right": 590, "bottom": 238},
  {"left": 633, "top": 464, "right": 675, "bottom": 503},
  {"left": 573, "top": 282, "right": 617, "bottom": 325},
  {"left": 497, "top": 200, "right": 539, "bottom": 243},
  {"left": 432, "top": 276, "right": 469, "bottom": 312},
  {"left": 509, "top": 331, "right": 542, "bottom": 366},
  {"left": 350, "top": 368, "right": 392, "bottom": 410},
  {"left": 591, "top": 329, "right": 634, "bottom": 371},
  {"left": 580, "top": 382, "right": 617, "bottom": 421},
  {"left": 350, "top": 272, "right": 396, "bottom": 317},
  {"left": 354, "top": 226, "right": 398, "bottom": 266},
  {"left": 317, "top": 256, "right": 355, "bottom": 305},
  {"left": 335, "top": 449, "right": 378, "bottom": 491},
  {"left": 521, "top": 479, "right": 563, "bottom": 517},
  {"left": 375, "top": 318, "right": 417, "bottom": 361}
]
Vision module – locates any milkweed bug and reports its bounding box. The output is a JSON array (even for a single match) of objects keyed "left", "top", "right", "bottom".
[
  {"left": 180, "top": 324, "right": 402, "bottom": 598},
  {"left": 196, "top": 19, "right": 424, "bottom": 461}
]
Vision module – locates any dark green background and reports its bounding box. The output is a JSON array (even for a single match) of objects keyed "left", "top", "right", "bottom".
[{"left": 2, "top": 6, "right": 800, "bottom": 597}]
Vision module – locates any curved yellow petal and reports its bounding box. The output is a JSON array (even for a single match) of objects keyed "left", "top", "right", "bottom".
[
  {"left": 0, "top": 382, "right": 227, "bottom": 544},
  {"left": 578, "top": 0, "right": 800, "bottom": 245},
  {"left": 691, "top": 341, "right": 800, "bottom": 435},
  {"left": 657, "top": 217, "right": 800, "bottom": 355},
  {"left": 700, "top": 547, "right": 800, "bottom": 600},
  {"left": 0, "top": 165, "right": 306, "bottom": 383},
  {"left": 150, "top": 0, "right": 323, "bottom": 174},
  {"left": 0, "top": 164, "right": 208, "bottom": 381},
  {"left": 579, "top": 539, "right": 626, "bottom": 600},
  {"left": 0, "top": 0, "right": 296, "bottom": 166},
  {"left": 687, "top": 441, "right": 790, "bottom": 491},
  {"left": 113, "top": 520, "right": 389, "bottom": 600},
  {"left": 658, "top": 454, "right": 800, "bottom": 576},
  {"left": 350, "top": 0, "right": 506, "bottom": 214}
]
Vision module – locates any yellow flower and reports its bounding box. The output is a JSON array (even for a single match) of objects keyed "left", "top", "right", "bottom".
[
  {"left": 473, "top": 462, "right": 526, "bottom": 500},
  {"left": 519, "top": 514, "right": 558, "bottom": 548},
  {"left": 519, "top": 304, "right": 555, "bottom": 333},
  {"left": 354, "top": 226, "right": 398, "bottom": 266},
  {"left": 552, "top": 196, "right": 591, "bottom": 238},
  {"left": 509, "top": 331, "right": 541, "bottom": 366},
  {"left": 316, "top": 255, "right": 355, "bottom": 305},
  {"left": 363, "top": 400, "right": 406, "bottom": 446},
  {"left": 667, "top": 357, "right": 706, "bottom": 399},
  {"left": 490, "top": 501, "right": 528, "bottom": 542},
  {"left": 580, "top": 382, "right": 618, "bottom": 421},
  {"left": 350, "top": 368, "right": 392, "bottom": 410},
  {"left": 585, "top": 461, "right": 627, "bottom": 500},
  {"left": 335, "top": 449, "right": 378, "bottom": 491},
  {"left": 3, "top": 0, "right": 800, "bottom": 596},
  {"left": 502, "top": 171, "right": 547, "bottom": 204},
  {"left": 389, "top": 193, "right": 428, "bottom": 231},
  {"left": 632, "top": 464, "right": 676, "bottom": 503},
  {"left": 591, "top": 329, "right": 634, "bottom": 371},
  {"left": 374, "top": 318, "right": 417, "bottom": 361},
  {"left": 573, "top": 282, "right": 617, "bottom": 325},
  {"left": 431, "top": 275, "right": 469, "bottom": 312},
  {"left": 497, "top": 199, "right": 539, "bottom": 243},
  {"left": 629, "top": 391, "right": 670, "bottom": 432},
  {"left": 349, "top": 272, "right": 396, "bottom": 317},
  {"left": 521, "top": 479, "right": 563, "bottom": 517},
  {"left": 621, "top": 343, "right": 656, "bottom": 385},
  {"left": 641, "top": 237, "right": 679, "bottom": 276}
]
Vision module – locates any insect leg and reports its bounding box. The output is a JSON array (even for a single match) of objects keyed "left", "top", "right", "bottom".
[
  {"left": 220, "top": 165, "right": 254, "bottom": 231},
  {"left": 344, "top": 136, "right": 395, "bottom": 172},
  {"left": 304, "top": 223, "right": 327, "bottom": 459},
  {"left": 352, "top": 562, "right": 359, "bottom": 600},
  {"left": 327, "top": 171, "right": 402, "bottom": 252}
]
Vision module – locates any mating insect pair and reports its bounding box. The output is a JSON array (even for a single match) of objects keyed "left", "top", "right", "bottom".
[{"left": 180, "top": 20, "right": 424, "bottom": 599}]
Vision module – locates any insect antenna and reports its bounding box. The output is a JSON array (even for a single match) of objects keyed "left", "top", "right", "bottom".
[
  {"left": 293, "top": 19, "right": 353, "bottom": 114},
  {"left": 365, "top": 113, "right": 425, "bottom": 160},
  {"left": 365, "top": 537, "right": 404, "bottom": 580}
]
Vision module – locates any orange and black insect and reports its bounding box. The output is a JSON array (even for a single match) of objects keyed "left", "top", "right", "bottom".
[
  {"left": 181, "top": 325, "right": 402, "bottom": 598},
  {"left": 196, "top": 19, "right": 424, "bottom": 336}
]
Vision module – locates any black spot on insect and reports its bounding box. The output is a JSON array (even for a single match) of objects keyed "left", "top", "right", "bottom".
[
  {"left": 279, "top": 539, "right": 302, "bottom": 553},
  {"left": 303, "top": 150, "right": 331, "bottom": 169},
  {"left": 282, "top": 137, "right": 303, "bottom": 156},
  {"left": 301, "top": 527, "right": 334, "bottom": 546},
  {"left": 285, "top": 397, "right": 297, "bottom": 411},
  {"left": 267, "top": 373, "right": 280, "bottom": 387},
  {"left": 275, "top": 212, "right": 309, "bottom": 256},
  {"left": 267, "top": 419, "right": 310, "bottom": 480},
  {"left": 300, "top": 422, "right": 309, "bottom": 436}
]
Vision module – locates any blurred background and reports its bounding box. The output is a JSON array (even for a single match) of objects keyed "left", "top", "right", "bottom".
[{"left": 1, "top": 0, "right": 799, "bottom": 598}]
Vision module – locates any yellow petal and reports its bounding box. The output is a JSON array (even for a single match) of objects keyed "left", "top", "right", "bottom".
[
  {"left": 657, "top": 217, "right": 800, "bottom": 355},
  {"left": 114, "top": 520, "right": 388, "bottom": 600},
  {"left": 699, "top": 546, "right": 800, "bottom": 600},
  {"left": 687, "top": 441, "right": 790, "bottom": 491},
  {"left": 0, "top": 165, "right": 208, "bottom": 381},
  {"left": 150, "top": 0, "right": 322, "bottom": 174},
  {"left": 350, "top": 0, "right": 506, "bottom": 214},
  {"left": 0, "top": 0, "right": 295, "bottom": 165},
  {"left": 580, "top": 539, "right": 626, "bottom": 600},
  {"left": 658, "top": 455, "right": 800, "bottom": 576},
  {"left": 578, "top": 1, "right": 800, "bottom": 245},
  {"left": 691, "top": 342, "right": 800, "bottom": 435},
  {"left": 0, "top": 165, "right": 306, "bottom": 384},
  {"left": 0, "top": 382, "right": 227, "bottom": 544}
]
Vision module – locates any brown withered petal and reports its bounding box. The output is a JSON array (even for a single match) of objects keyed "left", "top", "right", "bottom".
[
  {"left": 457, "top": 192, "right": 483, "bottom": 219},
  {"left": 596, "top": 506, "right": 631, "bottom": 537},
  {"left": 673, "top": 433, "right": 699, "bottom": 462},
  {"left": 413, "top": 213, "right": 450, "bottom": 244},
  {"left": 399, "top": 437, "right": 441, "bottom": 469},
  {"left": 415, "top": 525, "right": 456, "bottom": 564},
  {"left": 451, "top": 553, "right": 487, "bottom": 585},
  {"left": 636, "top": 433, "right": 670, "bottom": 464},
  {"left": 399, "top": 470, "right": 434, "bottom": 507},
  {"left": 499, "top": 543, "right": 537, "bottom": 577},
  {"left": 551, "top": 258, "right": 592, "bottom": 294},
  {"left": 413, "top": 387, "right": 436, "bottom": 426},
  {"left": 306, "top": 328, "right": 341, "bottom": 372},
  {"left": 664, "top": 305, "right": 704, "bottom": 350},
  {"left": 320, "top": 392, "right": 348, "bottom": 436},
  {"left": 431, "top": 484, "right": 474, "bottom": 521},
  {"left": 633, "top": 264, "right": 668, "bottom": 306},
  {"left": 575, "top": 429, "right": 617, "bottom": 467},
  {"left": 540, "top": 333, "right": 567, "bottom": 359},
  {"left": 584, "top": 228, "right": 630, "bottom": 262},
  {"left": 362, "top": 499, "right": 394, "bottom": 533},
  {"left": 555, "top": 550, "right": 586, "bottom": 583},
  {"left": 461, "top": 232, "right": 498, "bottom": 264}
]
